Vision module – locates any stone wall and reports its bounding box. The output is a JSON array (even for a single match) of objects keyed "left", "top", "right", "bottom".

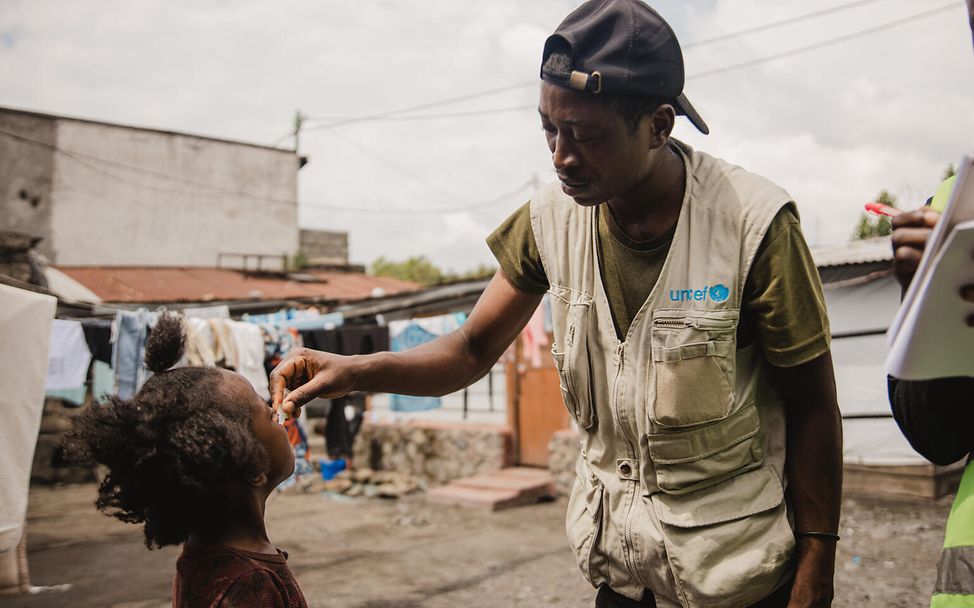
[
  {"left": 352, "top": 419, "right": 514, "bottom": 485},
  {"left": 31, "top": 399, "right": 97, "bottom": 485}
]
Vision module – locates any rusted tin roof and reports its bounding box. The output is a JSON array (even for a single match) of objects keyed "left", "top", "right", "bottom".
[{"left": 54, "top": 266, "right": 420, "bottom": 304}]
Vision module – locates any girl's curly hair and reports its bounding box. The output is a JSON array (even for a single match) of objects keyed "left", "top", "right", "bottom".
[{"left": 63, "top": 312, "right": 269, "bottom": 548}]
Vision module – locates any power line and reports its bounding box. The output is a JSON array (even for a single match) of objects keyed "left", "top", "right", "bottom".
[
  {"left": 278, "top": 0, "right": 906, "bottom": 136},
  {"left": 688, "top": 1, "right": 961, "bottom": 80},
  {"left": 0, "top": 128, "right": 531, "bottom": 215},
  {"left": 302, "top": 81, "right": 535, "bottom": 130},
  {"left": 682, "top": 0, "right": 895, "bottom": 49},
  {"left": 293, "top": 105, "right": 532, "bottom": 124},
  {"left": 287, "top": 0, "right": 960, "bottom": 131}
]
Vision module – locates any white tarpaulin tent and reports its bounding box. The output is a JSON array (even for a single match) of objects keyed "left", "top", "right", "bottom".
[{"left": 817, "top": 240, "right": 933, "bottom": 467}]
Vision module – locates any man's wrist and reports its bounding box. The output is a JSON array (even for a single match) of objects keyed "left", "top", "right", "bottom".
[{"left": 347, "top": 351, "right": 384, "bottom": 393}]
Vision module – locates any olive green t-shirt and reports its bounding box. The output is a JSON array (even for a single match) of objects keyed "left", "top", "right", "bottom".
[{"left": 487, "top": 201, "right": 830, "bottom": 368}]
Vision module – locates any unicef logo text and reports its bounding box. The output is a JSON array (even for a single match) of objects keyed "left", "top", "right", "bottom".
[{"left": 669, "top": 283, "right": 730, "bottom": 303}]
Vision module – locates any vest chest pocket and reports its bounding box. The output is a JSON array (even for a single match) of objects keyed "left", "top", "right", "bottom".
[
  {"left": 549, "top": 286, "right": 596, "bottom": 430},
  {"left": 650, "top": 310, "right": 738, "bottom": 428}
]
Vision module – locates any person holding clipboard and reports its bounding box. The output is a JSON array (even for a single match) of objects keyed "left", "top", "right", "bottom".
[{"left": 888, "top": 3, "right": 974, "bottom": 605}]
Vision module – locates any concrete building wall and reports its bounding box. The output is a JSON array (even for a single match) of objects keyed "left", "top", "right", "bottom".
[
  {"left": 300, "top": 228, "right": 348, "bottom": 264},
  {"left": 0, "top": 111, "right": 57, "bottom": 259},
  {"left": 47, "top": 116, "right": 299, "bottom": 267}
]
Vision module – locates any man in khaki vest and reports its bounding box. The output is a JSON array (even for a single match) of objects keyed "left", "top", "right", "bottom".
[{"left": 271, "top": 1, "right": 842, "bottom": 606}]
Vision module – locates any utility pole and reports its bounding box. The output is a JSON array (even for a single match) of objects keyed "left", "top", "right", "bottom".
[{"left": 293, "top": 110, "right": 304, "bottom": 153}]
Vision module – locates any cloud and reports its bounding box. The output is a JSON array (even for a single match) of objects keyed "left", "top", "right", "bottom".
[{"left": 0, "top": 0, "right": 969, "bottom": 273}]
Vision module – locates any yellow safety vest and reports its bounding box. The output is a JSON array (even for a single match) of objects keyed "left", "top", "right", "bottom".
[{"left": 928, "top": 175, "right": 968, "bottom": 608}]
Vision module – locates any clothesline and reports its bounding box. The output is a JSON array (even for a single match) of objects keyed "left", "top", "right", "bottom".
[{"left": 44, "top": 305, "right": 471, "bottom": 414}]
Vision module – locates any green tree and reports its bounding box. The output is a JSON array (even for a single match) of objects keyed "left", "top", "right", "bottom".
[
  {"left": 444, "top": 263, "right": 497, "bottom": 282},
  {"left": 852, "top": 190, "right": 897, "bottom": 241},
  {"left": 371, "top": 255, "right": 445, "bottom": 285}
]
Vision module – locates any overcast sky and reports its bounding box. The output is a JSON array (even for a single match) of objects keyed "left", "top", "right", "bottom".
[{"left": 1, "top": 0, "right": 972, "bottom": 272}]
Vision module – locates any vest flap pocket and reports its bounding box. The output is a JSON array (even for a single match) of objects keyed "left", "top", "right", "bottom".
[
  {"left": 653, "top": 465, "right": 783, "bottom": 528},
  {"left": 548, "top": 285, "right": 596, "bottom": 430},
  {"left": 648, "top": 404, "right": 759, "bottom": 465},
  {"left": 649, "top": 466, "right": 794, "bottom": 606},
  {"left": 566, "top": 457, "right": 607, "bottom": 587},
  {"left": 648, "top": 403, "right": 763, "bottom": 495}
]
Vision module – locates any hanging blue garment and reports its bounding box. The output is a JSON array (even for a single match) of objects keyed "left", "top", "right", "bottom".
[
  {"left": 92, "top": 360, "right": 114, "bottom": 403},
  {"left": 112, "top": 309, "right": 152, "bottom": 400},
  {"left": 389, "top": 323, "right": 442, "bottom": 412}
]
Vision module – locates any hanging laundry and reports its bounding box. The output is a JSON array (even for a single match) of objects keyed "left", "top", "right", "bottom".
[
  {"left": 325, "top": 393, "right": 367, "bottom": 459},
  {"left": 45, "top": 386, "right": 86, "bottom": 406},
  {"left": 0, "top": 284, "right": 56, "bottom": 553},
  {"left": 337, "top": 324, "right": 390, "bottom": 356},
  {"left": 520, "top": 304, "right": 549, "bottom": 369},
  {"left": 181, "top": 304, "right": 230, "bottom": 320},
  {"left": 258, "top": 325, "right": 302, "bottom": 374},
  {"left": 112, "top": 309, "right": 152, "bottom": 400},
  {"left": 287, "top": 312, "right": 344, "bottom": 331},
  {"left": 389, "top": 313, "right": 464, "bottom": 339},
  {"left": 184, "top": 317, "right": 217, "bottom": 367},
  {"left": 299, "top": 328, "right": 340, "bottom": 353},
  {"left": 91, "top": 360, "right": 114, "bottom": 404},
  {"left": 208, "top": 319, "right": 239, "bottom": 370},
  {"left": 277, "top": 416, "right": 314, "bottom": 492},
  {"left": 388, "top": 321, "right": 443, "bottom": 412},
  {"left": 81, "top": 319, "right": 113, "bottom": 365},
  {"left": 227, "top": 320, "right": 270, "bottom": 400},
  {"left": 45, "top": 320, "right": 92, "bottom": 392}
]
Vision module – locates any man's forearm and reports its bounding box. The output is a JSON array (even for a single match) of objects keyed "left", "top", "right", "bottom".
[
  {"left": 786, "top": 402, "right": 842, "bottom": 602},
  {"left": 770, "top": 352, "right": 842, "bottom": 606},
  {"left": 786, "top": 404, "right": 843, "bottom": 537},
  {"left": 349, "top": 328, "right": 499, "bottom": 397}
]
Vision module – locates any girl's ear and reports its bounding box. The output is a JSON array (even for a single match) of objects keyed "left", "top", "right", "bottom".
[{"left": 249, "top": 472, "right": 268, "bottom": 487}]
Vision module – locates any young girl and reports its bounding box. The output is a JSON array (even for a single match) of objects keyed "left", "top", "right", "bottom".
[{"left": 65, "top": 313, "right": 308, "bottom": 608}]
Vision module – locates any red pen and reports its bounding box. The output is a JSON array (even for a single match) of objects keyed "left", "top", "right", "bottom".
[{"left": 865, "top": 202, "right": 902, "bottom": 218}]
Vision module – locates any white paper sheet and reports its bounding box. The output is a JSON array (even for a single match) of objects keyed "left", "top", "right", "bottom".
[{"left": 887, "top": 157, "right": 974, "bottom": 379}]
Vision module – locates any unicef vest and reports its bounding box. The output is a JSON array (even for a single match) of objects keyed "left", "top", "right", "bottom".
[{"left": 531, "top": 141, "right": 795, "bottom": 608}]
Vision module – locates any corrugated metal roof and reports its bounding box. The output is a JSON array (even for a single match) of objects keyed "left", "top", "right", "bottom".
[
  {"left": 54, "top": 266, "right": 421, "bottom": 304},
  {"left": 811, "top": 236, "right": 893, "bottom": 268}
]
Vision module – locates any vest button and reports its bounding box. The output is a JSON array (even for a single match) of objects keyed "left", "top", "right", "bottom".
[{"left": 619, "top": 462, "right": 632, "bottom": 476}]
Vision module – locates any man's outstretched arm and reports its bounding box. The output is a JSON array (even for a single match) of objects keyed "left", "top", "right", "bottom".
[{"left": 270, "top": 269, "right": 543, "bottom": 415}]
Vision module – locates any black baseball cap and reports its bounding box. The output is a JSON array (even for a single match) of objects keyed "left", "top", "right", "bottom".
[{"left": 541, "top": 0, "right": 709, "bottom": 135}]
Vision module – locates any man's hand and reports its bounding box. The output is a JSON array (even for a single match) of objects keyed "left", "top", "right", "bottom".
[
  {"left": 787, "top": 537, "right": 836, "bottom": 607},
  {"left": 269, "top": 349, "right": 357, "bottom": 419},
  {"left": 891, "top": 208, "right": 940, "bottom": 290}
]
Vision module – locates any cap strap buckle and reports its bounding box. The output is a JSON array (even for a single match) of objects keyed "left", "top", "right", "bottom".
[{"left": 568, "top": 70, "right": 603, "bottom": 95}]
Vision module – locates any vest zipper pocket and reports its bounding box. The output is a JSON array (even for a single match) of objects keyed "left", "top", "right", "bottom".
[{"left": 653, "top": 317, "right": 736, "bottom": 331}]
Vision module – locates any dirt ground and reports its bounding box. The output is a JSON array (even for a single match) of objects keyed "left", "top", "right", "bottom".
[{"left": 0, "top": 483, "right": 952, "bottom": 608}]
